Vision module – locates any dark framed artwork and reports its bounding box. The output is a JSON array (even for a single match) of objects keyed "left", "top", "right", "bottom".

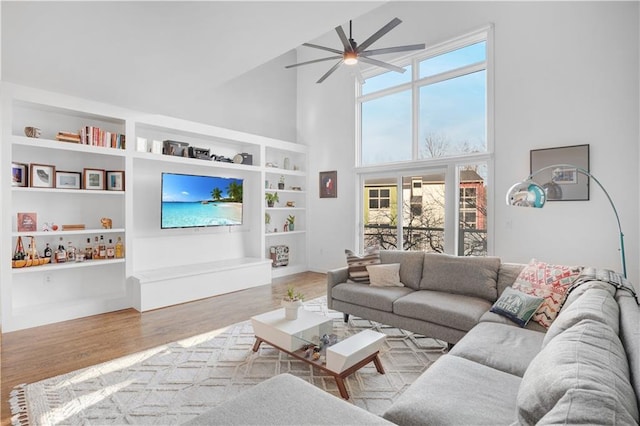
[
  {"left": 106, "top": 170, "right": 125, "bottom": 191},
  {"left": 11, "top": 162, "right": 28, "bottom": 187},
  {"left": 30, "top": 163, "right": 56, "bottom": 188},
  {"left": 530, "top": 144, "right": 589, "bottom": 201},
  {"left": 83, "top": 168, "right": 105, "bottom": 190},
  {"left": 319, "top": 170, "right": 337, "bottom": 198}
]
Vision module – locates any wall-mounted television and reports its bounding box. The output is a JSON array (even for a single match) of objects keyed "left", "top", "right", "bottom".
[{"left": 161, "top": 172, "right": 243, "bottom": 229}]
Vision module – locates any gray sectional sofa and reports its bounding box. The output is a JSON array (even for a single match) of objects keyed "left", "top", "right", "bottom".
[{"left": 187, "top": 250, "right": 640, "bottom": 425}]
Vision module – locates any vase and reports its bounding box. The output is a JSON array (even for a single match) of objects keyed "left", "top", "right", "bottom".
[
  {"left": 288, "top": 223, "right": 294, "bottom": 231},
  {"left": 281, "top": 300, "right": 302, "bottom": 320}
]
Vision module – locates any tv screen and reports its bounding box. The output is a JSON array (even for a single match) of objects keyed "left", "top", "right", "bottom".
[{"left": 161, "top": 172, "right": 243, "bottom": 229}]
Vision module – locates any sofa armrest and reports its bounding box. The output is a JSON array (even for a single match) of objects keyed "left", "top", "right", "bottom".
[{"left": 327, "top": 267, "right": 349, "bottom": 310}]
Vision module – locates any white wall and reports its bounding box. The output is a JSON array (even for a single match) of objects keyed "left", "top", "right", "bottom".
[{"left": 299, "top": 1, "right": 640, "bottom": 287}]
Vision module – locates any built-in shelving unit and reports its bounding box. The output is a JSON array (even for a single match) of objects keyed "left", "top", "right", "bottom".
[{"left": 1, "top": 83, "right": 308, "bottom": 331}]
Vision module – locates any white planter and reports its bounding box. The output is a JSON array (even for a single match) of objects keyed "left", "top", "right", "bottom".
[{"left": 281, "top": 299, "right": 303, "bottom": 320}]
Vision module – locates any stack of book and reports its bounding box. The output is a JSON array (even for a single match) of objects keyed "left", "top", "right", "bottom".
[
  {"left": 80, "top": 126, "right": 126, "bottom": 149},
  {"left": 56, "top": 131, "right": 82, "bottom": 143}
]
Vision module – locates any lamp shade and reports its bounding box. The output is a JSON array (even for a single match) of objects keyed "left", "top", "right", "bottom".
[{"left": 506, "top": 181, "right": 546, "bottom": 208}]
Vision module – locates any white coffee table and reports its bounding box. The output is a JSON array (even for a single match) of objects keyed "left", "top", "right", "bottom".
[{"left": 251, "top": 308, "right": 386, "bottom": 399}]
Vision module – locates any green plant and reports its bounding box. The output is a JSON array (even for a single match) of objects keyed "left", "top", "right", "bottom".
[
  {"left": 265, "top": 213, "right": 271, "bottom": 225},
  {"left": 284, "top": 286, "right": 304, "bottom": 302},
  {"left": 286, "top": 215, "right": 295, "bottom": 225},
  {"left": 279, "top": 175, "right": 285, "bottom": 184},
  {"left": 265, "top": 192, "right": 279, "bottom": 204}
]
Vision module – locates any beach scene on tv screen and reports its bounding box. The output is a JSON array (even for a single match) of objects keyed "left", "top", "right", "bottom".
[{"left": 162, "top": 173, "right": 243, "bottom": 228}]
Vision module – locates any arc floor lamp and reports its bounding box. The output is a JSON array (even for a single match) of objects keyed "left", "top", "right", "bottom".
[{"left": 505, "top": 163, "right": 627, "bottom": 278}]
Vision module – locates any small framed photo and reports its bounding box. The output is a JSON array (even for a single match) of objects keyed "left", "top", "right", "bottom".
[
  {"left": 56, "top": 171, "right": 82, "bottom": 189},
  {"left": 319, "top": 170, "right": 337, "bottom": 198},
  {"left": 83, "top": 168, "right": 105, "bottom": 190},
  {"left": 30, "top": 163, "right": 56, "bottom": 188},
  {"left": 11, "top": 162, "right": 28, "bottom": 187},
  {"left": 106, "top": 170, "right": 125, "bottom": 191},
  {"left": 17, "top": 212, "right": 37, "bottom": 232}
]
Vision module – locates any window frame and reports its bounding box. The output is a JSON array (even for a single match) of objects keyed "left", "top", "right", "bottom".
[{"left": 354, "top": 25, "right": 494, "bottom": 256}]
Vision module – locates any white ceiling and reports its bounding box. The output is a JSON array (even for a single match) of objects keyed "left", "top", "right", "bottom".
[{"left": 2, "top": 1, "right": 384, "bottom": 115}]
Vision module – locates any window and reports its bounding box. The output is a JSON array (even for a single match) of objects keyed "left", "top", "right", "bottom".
[{"left": 357, "top": 28, "right": 493, "bottom": 256}]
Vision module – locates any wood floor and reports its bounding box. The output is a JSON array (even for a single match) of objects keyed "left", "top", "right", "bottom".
[{"left": 0, "top": 271, "right": 327, "bottom": 426}]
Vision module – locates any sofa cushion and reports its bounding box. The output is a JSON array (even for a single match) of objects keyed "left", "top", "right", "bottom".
[
  {"left": 537, "top": 388, "right": 631, "bottom": 426},
  {"left": 490, "top": 287, "right": 544, "bottom": 327},
  {"left": 383, "top": 355, "right": 521, "bottom": 425},
  {"left": 512, "top": 259, "right": 583, "bottom": 328},
  {"left": 393, "top": 290, "right": 492, "bottom": 332},
  {"left": 543, "top": 287, "right": 619, "bottom": 347},
  {"left": 419, "top": 253, "right": 501, "bottom": 302},
  {"left": 497, "top": 262, "right": 526, "bottom": 296},
  {"left": 332, "top": 282, "right": 413, "bottom": 313},
  {"left": 345, "top": 246, "right": 380, "bottom": 283},
  {"left": 479, "top": 310, "right": 547, "bottom": 333},
  {"left": 517, "top": 319, "right": 639, "bottom": 425},
  {"left": 379, "top": 250, "right": 424, "bottom": 290},
  {"left": 449, "top": 322, "right": 544, "bottom": 377},
  {"left": 366, "top": 263, "right": 403, "bottom": 287}
]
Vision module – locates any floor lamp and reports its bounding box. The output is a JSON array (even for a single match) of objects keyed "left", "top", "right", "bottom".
[{"left": 505, "top": 163, "right": 627, "bottom": 278}]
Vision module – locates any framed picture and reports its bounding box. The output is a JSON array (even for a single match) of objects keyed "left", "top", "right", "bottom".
[
  {"left": 56, "top": 171, "right": 81, "bottom": 189},
  {"left": 30, "top": 163, "right": 56, "bottom": 188},
  {"left": 83, "top": 168, "right": 105, "bottom": 190},
  {"left": 319, "top": 170, "right": 337, "bottom": 198},
  {"left": 530, "top": 144, "right": 589, "bottom": 201},
  {"left": 17, "top": 212, "right": 37, "bottom": 232},
  {"left": 106, "top": 170, "right": 125, "bottom": 191},
  {"left": 11, "top": 162, "right": 28, "bottom": 187}
]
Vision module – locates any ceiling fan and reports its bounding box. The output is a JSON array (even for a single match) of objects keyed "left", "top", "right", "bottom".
[{"left": 285, "top": 17, "right": 425, "bottom": 84}]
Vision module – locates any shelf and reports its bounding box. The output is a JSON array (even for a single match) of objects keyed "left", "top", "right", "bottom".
[
  {"left": 265, "top": 168, "right": 305, "bottom": 176},
  {"left": 12, "top": 135, "right": 127, "bottom": 156},
  {"left": 266, "top": 207, "right": 306, "bottom": 211},
  {"left": 12, "top": 187, "right": 125, "bottom": 196},
  {"left": 11, "top": 258, "right": 125, "bottom": 274},
  {"left": 265, "top": 230, "right": 306, "bottom": 237},
  {"left": 131, "top": 150, "right": 261, "bottom": 171},
  {"left": 12, "top": 228, "right": 125, "bottom": 237},
  {"left": 265, "top": 189, "right": 306, "bottom": 194}
]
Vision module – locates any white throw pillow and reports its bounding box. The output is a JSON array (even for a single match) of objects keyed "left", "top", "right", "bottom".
[{"left": 366, "top": 263, "right": 404, "bottom": 287}]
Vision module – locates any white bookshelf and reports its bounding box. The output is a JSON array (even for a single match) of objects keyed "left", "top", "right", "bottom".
[{"left": 1, "top": 83, "right": 308, "bottom": 331}]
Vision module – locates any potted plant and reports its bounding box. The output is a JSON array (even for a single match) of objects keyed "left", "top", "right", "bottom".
[
  {"left": 286, "top": 215, "right": 295, "bottom": 231},
  {"left": 265, "top": 192, "right": 279, "bottom": 207},
  {"left": 281, "top": 286, "right": 304, "bottom": 320},
  {"left": 278, "top": 175, "right": 285, "bottom": 190},
  {"left": 265, "top": 212, "right": 271, "bottom": 226}
]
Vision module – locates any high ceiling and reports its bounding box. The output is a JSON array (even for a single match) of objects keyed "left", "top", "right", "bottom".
[{"left": 2, "top": 1, "right": 383, "bottom": 115}]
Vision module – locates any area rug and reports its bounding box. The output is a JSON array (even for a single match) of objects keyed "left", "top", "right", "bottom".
[{"left": 10, "top": 297, "right": 447, "bottom": 425}]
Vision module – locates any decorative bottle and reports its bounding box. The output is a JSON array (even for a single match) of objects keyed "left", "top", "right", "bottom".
[
  {"left": 55, "top": 241, "right": 67, "bottom": 263},
  {"left": 115, "top": 236, "right": 124, "bottom": 259},
  {"left": 93, "top": 236, "right": 100, "bottom": 260},
  {"left": 43, "top": 243, "right": 52, "bottom": 259},
  {"left": 85, "top": 238, "right": 93, "bottom": 260},
  {"left": 106, "top": 239, "right": 115, "bottom": 259},
  {"left": 67, "top": 241, "right": 76, "bottom": 262},
  {"left": 99, "top": 235, "right": 106, "bottom": 259}
]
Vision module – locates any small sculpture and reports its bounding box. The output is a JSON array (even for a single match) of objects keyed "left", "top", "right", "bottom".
[{"left": 101, "top": 217, "right": 113, "bottom": 229}]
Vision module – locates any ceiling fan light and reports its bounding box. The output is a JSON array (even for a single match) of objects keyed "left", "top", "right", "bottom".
[{"left": 344, "top": 52, "right": 358, "bottom": 65}]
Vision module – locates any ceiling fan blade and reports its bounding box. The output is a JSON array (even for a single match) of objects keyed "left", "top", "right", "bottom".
[
  {"left": 335, "top": 25, "right": 353, "bottom": 52},
  {"left": 285, "top": 56, "right": 342, "bottom": 69},
  {"left": 356, "top": 17, "right": 402, "bottom": 53},
  {"left": 317, "top": 60, "right": 344, "bottom": 84},
  {"left": 358, "top": 56, "right": 406, "bottom": 73},
  {"left": 302, "top": 43, "right": 343, "bottom": 55},
  {"left": 361, "top": 43, "right": 425, "bottom": 57}
]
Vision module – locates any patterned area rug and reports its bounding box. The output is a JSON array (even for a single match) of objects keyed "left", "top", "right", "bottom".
[{"left": 10, "top": 297, "right": 447, "bottom": 425}]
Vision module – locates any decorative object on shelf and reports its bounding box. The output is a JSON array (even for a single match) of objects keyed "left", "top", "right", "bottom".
[
  {"left": 151, "top": 140, "right": 163, "bottom": 154},
  {"left": 233, "top": 152, "right": 253, "bottom": 165},
  {"left": 101, "top": 217, "right": 113, "bottom": 229},
  {"left": 265, "top": 192, "right": 279, "bottom": 208},
  {"left": 24, "top": 126, "right": 41, "bottom": 138},
  {"left": 13, "top": 236, "right": 26, "bottom": 261},
  {"left": 17, "top": 212, "right": 37, "bottom": 232},
  {"left": 265, "top": 162, "right": 278, "bottom": 168},
  {"left": 270, "top": 245, "right": 289, "bottom": 267},
  {"left": 83, "top": 168, "right": 105, "bottom": 190},
  {"left": 136, "top": 137, "right": 148, "bottom": 152},
  {"left": 187, "top": 146, "right": 212, "bottom": 160},
  {"left": 530, "top": 144, "right": 589, "bottom": 201},
  {"left": 291, "top": 186, "right": 302, "bottom": 191},
  {"left": 507, "top": 162, "right": 627, "bottom": 278},
  {"left": 278, "top": 175, "right": 285, "bottom": 190},
  {"left": 285, "top": 201, "right": 295, "bottom": 207},
  {"left": 265, "top": 213, "right": 271, "bottom": 226},
  {"left": 30, "top": 163, "right": 56, "bottom": 188},
  {"left": 11, "top": 162, "right": 28, "bottom": 187},
  {"left": 55, "top": 171, "right": 81, "bottom": 189},
  {"left": 61, "top": 224, "right": 86, "bottom": 231},
  {"left": 163, "top": 140, "right": 189, "bottom": 157},
  {"left": 283, "top": 157, "right": 290, "bottom": 170},
  {"left": 106, "top": 170, "right": 125, "bottom": 191},
  {"left": 211, "top": 154, "right": 234, "bottom": 163},
  {"left": 281, "top": 286, "right": 304, "bottom": 320},
  {"left": 319, "top": 170, "right": 337, "bottom": 198},
  {"left": 42, "top": 222, "right": 59, "bottom": 232},
  {"left": 286, "top": 215, "right": 295, "bottom": 232},
  {"left": 81, "top": 126, "right": 125, "bottom": 149}
]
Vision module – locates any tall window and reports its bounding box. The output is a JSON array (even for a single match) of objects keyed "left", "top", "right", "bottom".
[{"left": 357, "top": 28, "right": 492, "bottom": 256}]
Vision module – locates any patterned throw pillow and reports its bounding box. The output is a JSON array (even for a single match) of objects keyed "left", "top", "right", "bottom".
[
  {"left": 367, "top": 263, "right": 404, "bottom": 287},
  {"left": 490, "top": 287, "right": 545, "bottom": 327},
  {"left": 512, "top": 259, "right": 583, "bottom": 328},
  {"left": 345, "top": 246, "right": 381, "bottom": 283}
]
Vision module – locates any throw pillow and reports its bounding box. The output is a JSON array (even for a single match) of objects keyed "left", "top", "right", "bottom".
[
  {"left": 512, "top": 259, "right": 583, "bottom": 328},
  {"left": 367, "top": 263, "right": 404, "bottom": 287},
  {"left": 345, "top": 246, "right": 381, "bottom": 284},
  {"left": 490, "top": 287, "right": 544, "bottom": 327}
]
